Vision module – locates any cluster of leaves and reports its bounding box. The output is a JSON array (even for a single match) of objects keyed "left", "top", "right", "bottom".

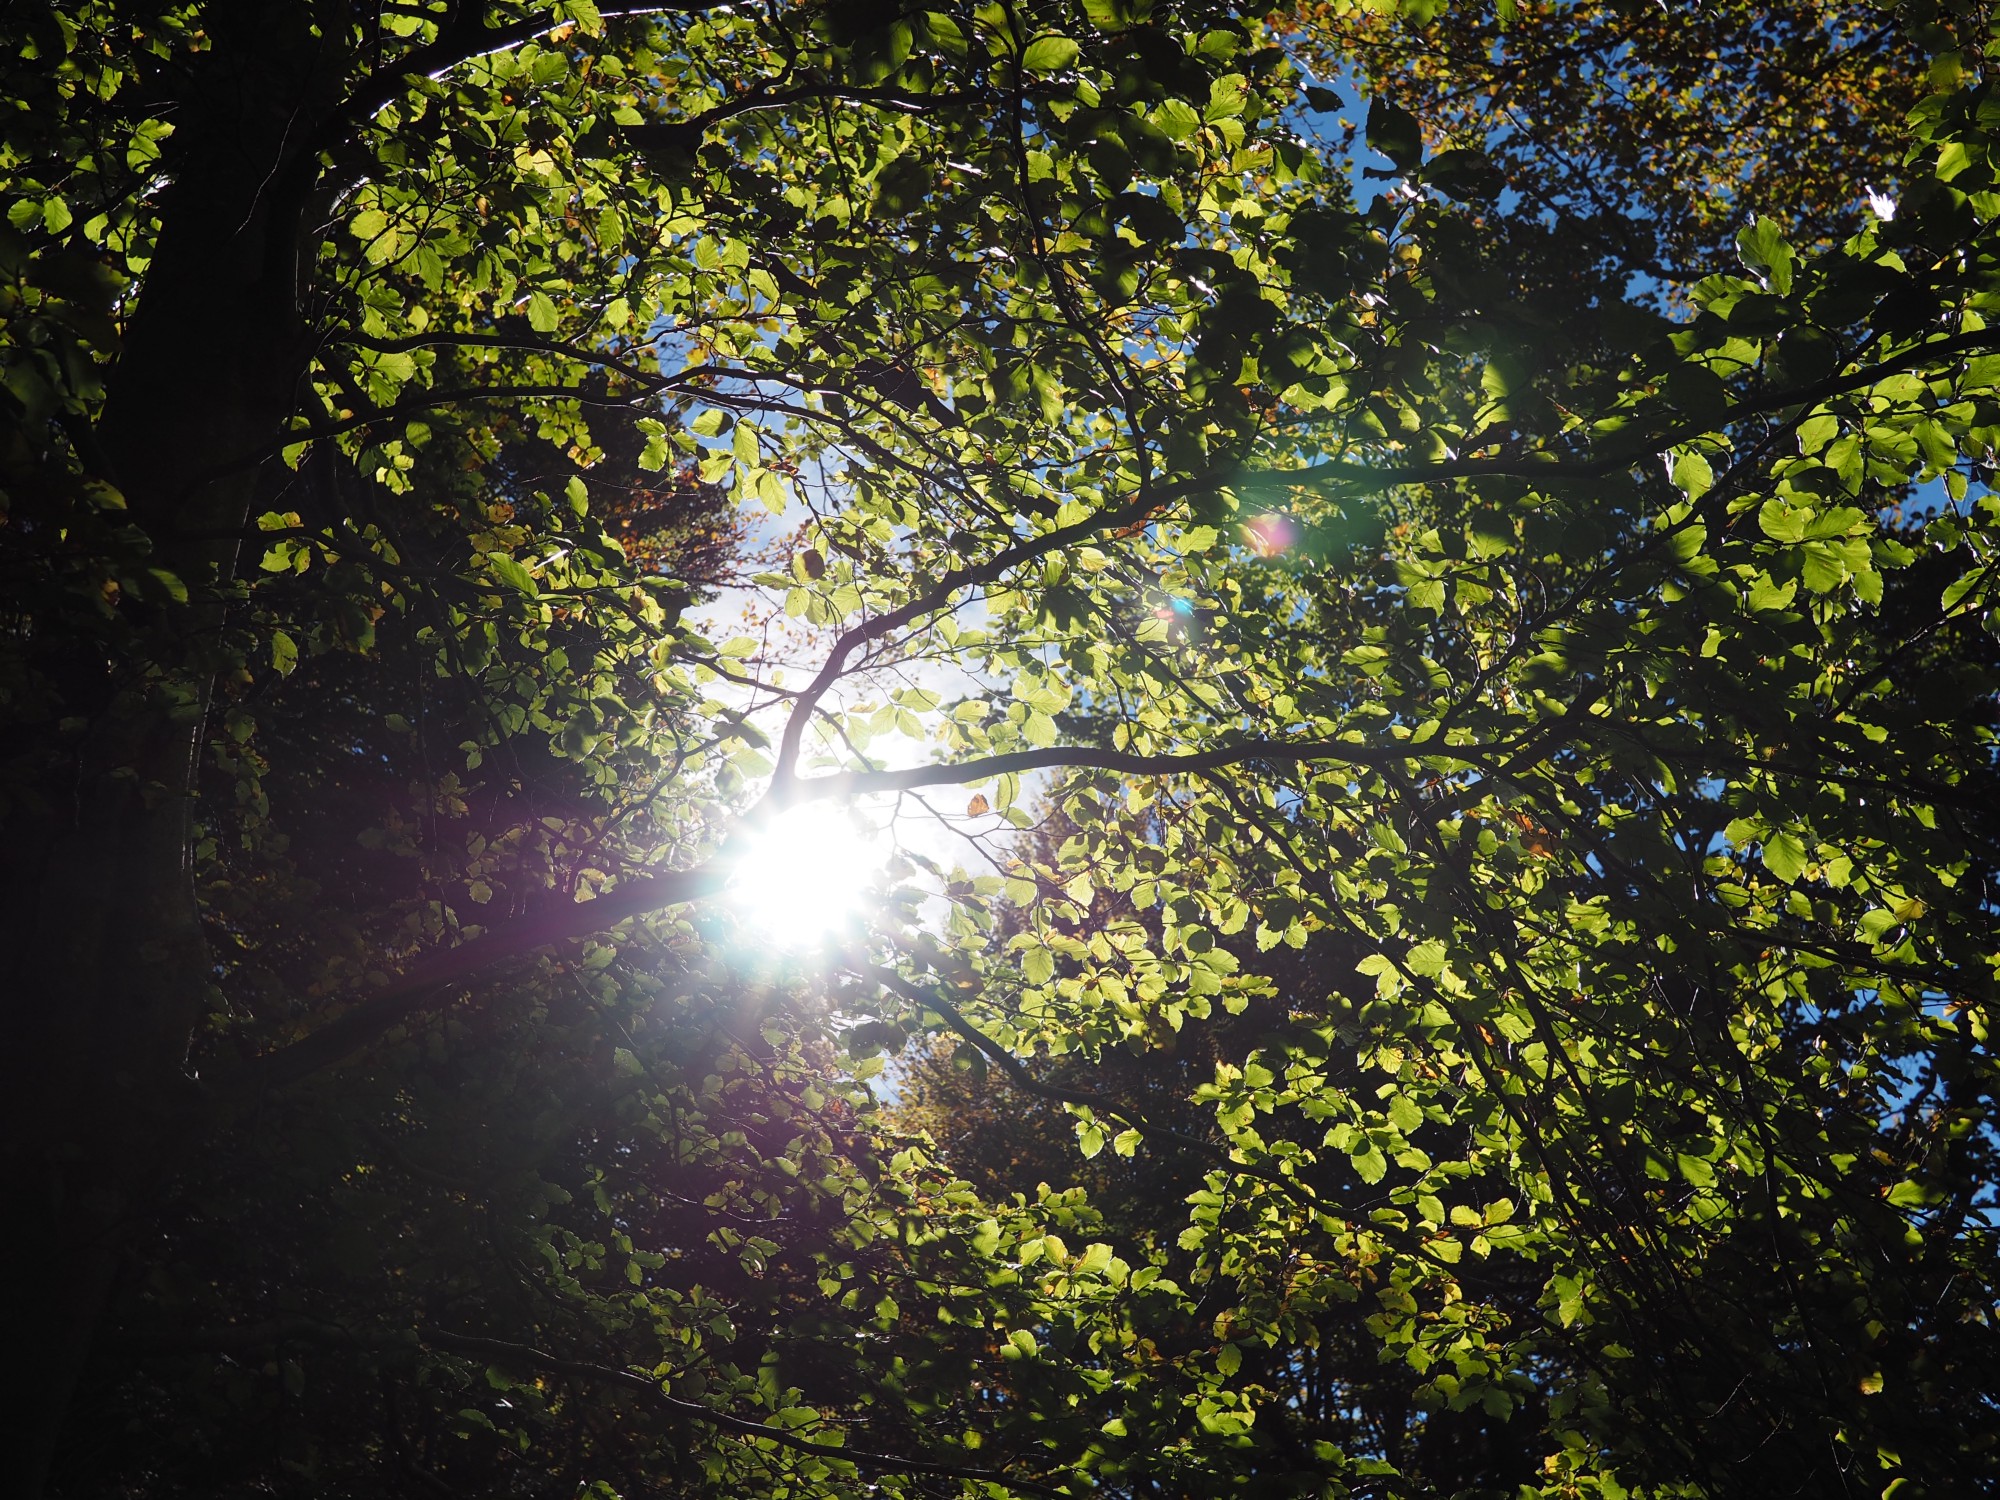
[
  {"left": 4, "top": 1, "right": 2000, "bottom": 1499},
  {"left": 1281, "top": 0, "right": 1943, "bottom": 285},
  {"left": 874, "top": 12, "right": 2000, "bottom": 1498}
]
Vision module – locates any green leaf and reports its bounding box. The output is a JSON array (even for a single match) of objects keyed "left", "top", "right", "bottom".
[
  {"left": 1670, "top": 449, "right": 1715, "bottom": 500},
  {"left": 1746, "top": 572, "right": 1797, "bottom": 612},
  {"left": 1387, "top": 1094, "right": 1423, "bottom": 1134},
  {"left": 1405, "top": 939, "right": 1446, "bottom": 978},
  {"left": 1758, "top": 499, "right": 1809, "bottom": 543},
  {"left": 1676, "top": 1152, "right": 1715, "bottom": 1187},
  {"left": 486, "top": 554, "right": 540, "bottom": 595},
  {"left": 1020, "top": 35, "right": 1079, "bottom": 74},
  {"left": 1552, "top": 1275, "right": 1585, "bottom": 1328},
  {"left": 1736, "top": 217, "right": 1795, "bottom": 294},
  {"left": 1761, "top": 830, "right": 1808, "bottom": 884},
  {"left": 1887, "top": 1180, "right": 1938, "bottom": 1208},
  {"left": 1153, "top": 98, "right": 1201, "bottom": 142},
  {"left": 1204, "top": 75, "right": 1248, "bottom": 123}
]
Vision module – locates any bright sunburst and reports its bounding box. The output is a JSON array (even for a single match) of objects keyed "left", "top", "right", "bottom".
[{"left": 725, "top": 800, "right": 888, "bottom": 945}]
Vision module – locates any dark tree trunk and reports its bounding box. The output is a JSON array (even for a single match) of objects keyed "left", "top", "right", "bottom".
[{"left": 0, "top": 8, "right": 340, "bottom": 1491}]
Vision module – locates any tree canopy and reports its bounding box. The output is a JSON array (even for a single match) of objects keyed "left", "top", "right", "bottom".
[{"left": 3, "top": 2, "right": 1997, "bottom": 1498}]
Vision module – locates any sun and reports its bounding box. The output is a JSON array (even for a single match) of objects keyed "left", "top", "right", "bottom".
[{"left": 725, "top": 800, "right": 888, "bottom": 945}]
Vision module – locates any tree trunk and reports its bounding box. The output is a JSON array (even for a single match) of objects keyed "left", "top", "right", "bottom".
[{"left": 0, "top": 8, "right": 334, "bottom": 1491}]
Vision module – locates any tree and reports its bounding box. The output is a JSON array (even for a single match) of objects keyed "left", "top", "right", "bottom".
[{"left": 6, "top": 1, "right": 2000, "bottom": 1497}]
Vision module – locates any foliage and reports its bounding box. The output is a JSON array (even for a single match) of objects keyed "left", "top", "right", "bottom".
[
  {"left": 1280, "top": 0, "right": 1943, "bottom": 283},
  {"left": 3, "top": 2, "right": 2000, "bottom": 1499}
]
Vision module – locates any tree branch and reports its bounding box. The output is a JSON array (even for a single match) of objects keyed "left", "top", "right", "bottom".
[
  {"left": 769, "top": 484, "right": 1183, "bottom": 783},
  {"left": 213, "top": 860, "right": 729, "bottom": 1101},
  {"left": 114, "top": 1318, "right": 1072, "bottom": 1497},
  {"left": 218, "top": 726, "right": 1511, "bottom": 1101},
  {"left": 425, "top": 1329, "right": 1076, "bottom": 1497},
  {"left": 173, "top": 369, "right": 744, "bottom": 507},
  {"left": 793, "top": 737, "right": 1463, "bottom": 799},
  {"left": 861, "top": 964, "right": 1399, "bottom": 1229},
  {"left": 341, "top": 5, "right": 726, "bottom": 133},
  {"left": 1267, "top": 327, "right": 2000, "bottom": 494},
  {"left": 866, "top": 966, "right": 1238, "bottom": 1153},
  {"left": 345, "top": 330, "right": 687, "bottom": 389}
]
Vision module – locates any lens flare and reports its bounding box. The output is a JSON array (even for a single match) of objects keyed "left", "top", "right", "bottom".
[
  {"left": 726, "top": 801, "right": 886, "bottom": 945},
  {"left": 1241, "top": 513, "right": 1298, "bottom": 558}
]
